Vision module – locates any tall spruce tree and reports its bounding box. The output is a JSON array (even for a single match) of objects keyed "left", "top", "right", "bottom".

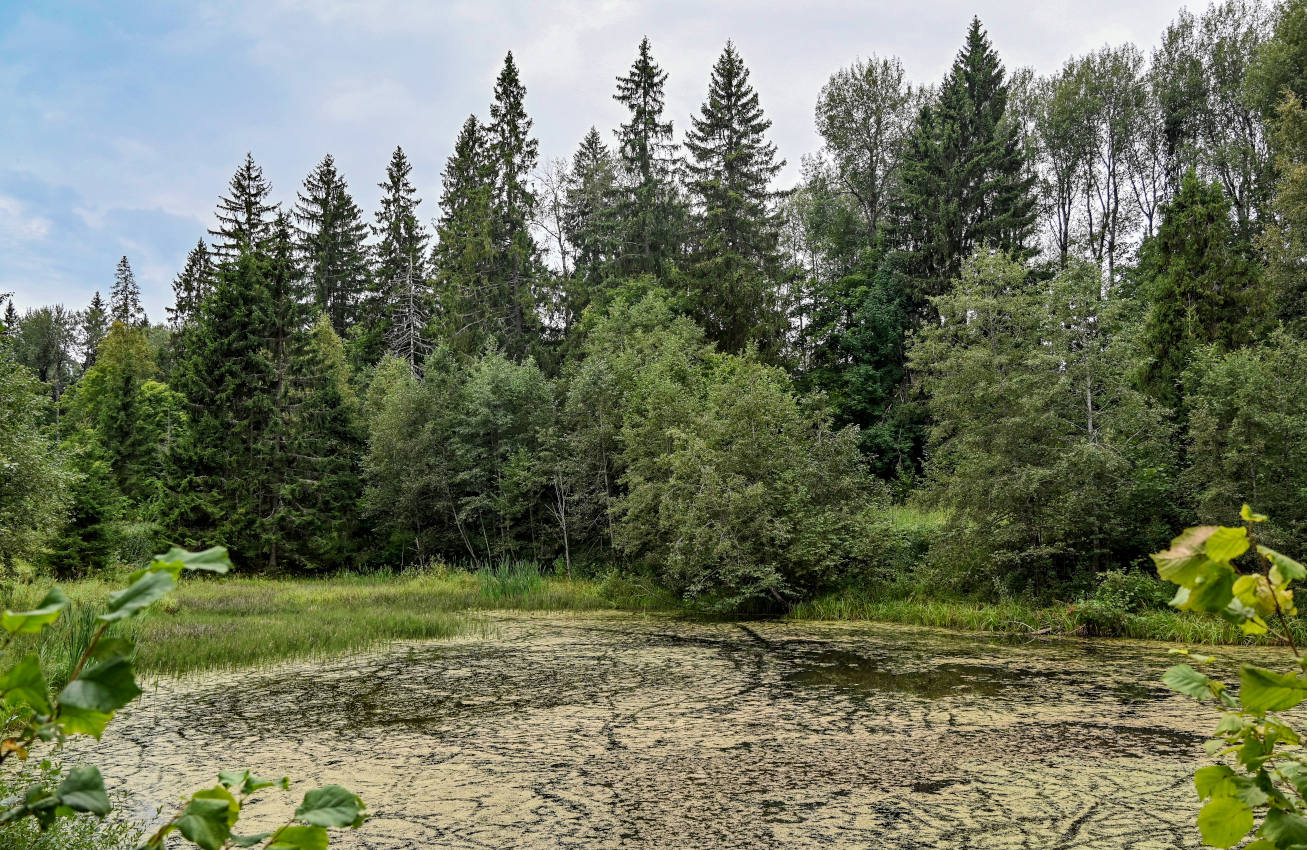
[
  {"left": 683, "top": 41, "right": 787, "bottom": 355},
  {"left": 209, "top": 153, "right": 278, "bottom": 262},
  {"left": 80, "top": 291, "right": 109, "bottom": 370},
  {"left": 166, "top": 240, "right": 214, "bottom": 328},
  {"left": 613, "top": 37, "right": 684, "bottom": 277},
  {"left": 561, "top": 127, "right": 620, "bottom": 331},
  {"left": 1140, "top": 170, "right": 1269, "bottom": 410},
  {"left": 295, "top": 154, "right": 372, "bottom": 336},
  {"left": 487, "top": 52, "right": 543, "bottom": 360},
  {"left": 110, "top": 255, "right": 147, "bottom": 327},
  {"left": 358, "top": 146, "right": 428, "bottom": 366},
  {"left": 432, "top": 116, "right": 497, "bottom": 357},
  {"left": 892, "top": 18, "right": 1036, "bottom": 315}
]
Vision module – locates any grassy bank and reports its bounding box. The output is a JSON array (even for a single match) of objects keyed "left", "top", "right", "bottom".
[
  {"left": 788, "top": 587, "right": 1306, "bottom": 645},
  {"left": 6, "top": 563, "right": 671, "bottom": 679}
]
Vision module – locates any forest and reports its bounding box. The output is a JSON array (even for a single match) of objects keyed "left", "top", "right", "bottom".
[{"left": 3, "top": 0, "right": 1306, "bottom": 616}]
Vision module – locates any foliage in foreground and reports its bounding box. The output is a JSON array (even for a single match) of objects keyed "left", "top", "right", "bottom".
[
  {"left": 0, "top": 546, "right": 368, "bottom": 849},
  {"left": 1156, "top": 507, "right": 1307, "bottom": 848}
]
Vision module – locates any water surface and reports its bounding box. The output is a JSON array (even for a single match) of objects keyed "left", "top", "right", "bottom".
[{"left": 81, "top": 613, "right": 1259, "bottom": 848}]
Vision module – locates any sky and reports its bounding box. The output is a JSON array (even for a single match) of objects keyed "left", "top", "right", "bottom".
[{"left": 1, "top": 0, "right": 1194, "bottom": 320}]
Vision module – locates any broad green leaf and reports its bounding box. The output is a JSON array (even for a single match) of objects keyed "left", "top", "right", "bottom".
[
  {"left": 1174, "top": 562, "right": 1236, "bottom": 613},
  {"left": 88, "top": 637, "right": 135, "bottom": 664},
  {"left": 267, "top": 825, "right": 329, "bottom": 850},
  {"left": 190, "top": 786, "right": 238, "bottom": 826},
  {"left": 1241, "top": 842, "right": 1276, "bottom": 850},
  {"left": 58, "top": 657, "right": 140, "bottom": 713},
  {"left": 231, "top": 834, "right": 274, "bottom": 848},
  {"left": 1242, "top": 504, "right": 1269, "bottom": 523},
  {"left": 1240, "top": 665, "right": 1307, "bottom": 713},
  {"left": 1261, "top": 545, "right": 1307, "bottom": 585},
  {"left": 1197, "top": 796, "right": 1253, "bottom": 847},
  {"left": 2, "top": 589, "right": 68, "bottom": 634},
  {"left": 1194, "top": 765, "right": 1235, "bottom": 799},
  {"left": 56, "top": 765, "right": 110, "bottom": 815},
  {"left": 99, "top": 571, "right": 176, "bottom": 623},
  {"left": 1260, "top": 808, "right": 1307, "bottom": 845},
  {"left": 219, "top": 769, "right": 282, "bottom": 796},
  {"left": 1206, "top": 526, "right": 1250, "bottom": 563},
  {"left": 295, "top": 785, "right": 366, "bottom": 828},
  {"left": 175, "top": 795, "right": 234, "bottom": 850},
  {"left": 0, "top": 654, "right": 51, "bottom": 715},
  {"left": 57, "top": 704, "right": 113, "bottom": 739},
  {"left": 1163, "top": 664, "right": 1213, "bottom": 699},
  {"left": 152, "top": 546, "right": 232, "bottom": 574},
  {"left": 1154, "top": 526, "right": 1219, "bottom": 586}
]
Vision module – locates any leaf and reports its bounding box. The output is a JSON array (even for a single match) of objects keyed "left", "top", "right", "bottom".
[
  {"left": 1242, "top": 504, "right": 1269, "bottom": 523},
  {"left": 231, "top": 834, "right": 274, "bottom": 848},
  {"left": 1260, "top": 808, "right": 1307, "bottom": 845},
  {"left": 56, "top": 765, "right": 110, "bottom": 816},
  {"left": 0, "top": 654, "right": 51, "bottom": 715},
  {"left": 1163, "top": 664, "right": 1214, "bottom": 699},
  {"left": 151, "top": 546, "right": 232, "bottom": 575},
  {"left": 1206, "top": 526, "right": 1250, "bottom": 563},
  {"left": 175, "top": 795, "right": 235, "bottom": 850},
  {"left": 57, "top": 704, "right": 113, "bottom": 739},
  {"left": 98, "top": 571, "right": 176, "bottom": 623},
  {"left": 1154, "top": 526, "right": 1219, "bottom": 586},
  {"left": 1197, "top": 796, "right": 1253, "bottom": 847},
  {"left": 219, "top": 769, "right": 280, "bottom": 796},
  {"left": 58, "top": 657, "right": 140, "bottom": 713},
  {"left": 267, "top": 825, "right": 329, "bottom": 850},
  {"left": 1194, "top": 765, "right": 1235, "bottom": 799},
  {"left": 294, "top": 785, "right": 366, "bottom": 828},
  {"left": 1261, "top": 545, "right": 1307, "bottom": 585},
  {"left": 2, "top": 589, "right": 69, "bottom": 634},
  {"left": 1175, "top": 562, "right": 1236, "bottom": 614},
  {"left": 1240, "top": 665, "right": 1307, "bottom": 713}
]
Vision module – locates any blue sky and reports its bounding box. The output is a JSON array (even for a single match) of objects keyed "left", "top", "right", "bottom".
[{"left": 2, "top": 0, "right": 1187, "bottom": 320}]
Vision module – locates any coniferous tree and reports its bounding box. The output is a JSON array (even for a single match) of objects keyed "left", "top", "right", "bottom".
[
  {"left": 683, "top": 41, "right": 788, "bottom": 355},
  {"left": 294, "top": 154, "right": 372, "bottom": 335},
  {"left": 487, "top": 52, "right": 544, "bottom": 360},
  {"left": 432, "top": 116, "right": 497, "bottom": 357},
  {"left": 80, "top": 291, "right": 109, "bottom": 370},
  {"left": 357, "top": 147, "right": 428, "bottom": 366},
  {"left": 1, "top": 301, "right": 17, "bottom": 338},
  {"left": 1140, "top": 170, "right": 1269, "bottom": 410},
  {"left": 209, "top": 153, "right": 278, "bottom": 262},
  {"left": 892, "top": 18, "right": 1037, "bottom": 315},
  {"left": 166, "top": 240, "right": 214, "bottom": 328},
  {"left": 560, "top": 127, "right": 619, "bottom": 332},
  {"left": 613, "top": 37, "right": 685, "bottom": 277},
  {"left": 110, "top": 256, "right": 146, "bottom": 327}
]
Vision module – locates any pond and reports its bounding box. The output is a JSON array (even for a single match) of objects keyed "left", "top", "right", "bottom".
[{"left": 80, "top": 612, "right": 1252, "bottom": 848}]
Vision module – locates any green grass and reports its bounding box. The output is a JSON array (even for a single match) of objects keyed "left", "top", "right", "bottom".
[
  {"left": 788, "top": 587, "right": 1304, "bottom": 645},
  {"left": 4, "top": 562, "right": 668, "bottom": 678}
]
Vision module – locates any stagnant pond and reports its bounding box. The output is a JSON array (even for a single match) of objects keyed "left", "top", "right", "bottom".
[{"left": 79, "top": 613, "right": 1265, "bottom": 848}]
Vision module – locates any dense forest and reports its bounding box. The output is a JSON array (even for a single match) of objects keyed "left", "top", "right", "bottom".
[{"left": 4, "top": 0, "right": 1307, "bottom": 612}]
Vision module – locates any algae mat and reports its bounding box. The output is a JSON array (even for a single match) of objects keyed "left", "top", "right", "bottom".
[{"left": 82, "top": 613, "right": 1241, "bottom": 848}]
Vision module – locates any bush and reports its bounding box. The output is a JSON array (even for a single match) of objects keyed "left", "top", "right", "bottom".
[
  {"left": 0, "top": 761, "right": 138, "bottom": 850},
  {"left": 1089, "top": 569, "right": 1172, "bottom": 613}
]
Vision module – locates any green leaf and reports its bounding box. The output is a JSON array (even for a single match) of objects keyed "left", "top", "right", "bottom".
[
  {"left": 294, "top": 785, "right": 366, "bottom": 828},
  {"left": 1242, "top": 504, "right": 1269, "bottom": 523},
  {"left": 1261, "top": 545, "right": 1307, "bottom": 585},
  {"left": 219, "top": 769, "right": 280, "bottom": 796},
  {"left": 57, "top": 704, "right": 113, "bottom": 739},
  {"left": 1163, "top": 664, "right": 1214, "bottom": 699},
  {"left": 99, "top": 571, "right": 176, "bottom": 623},
  {"left": 1240, "top": 665, "right": 1307, "bottom": 713},
  {"left": 267, "top": 825, "right": 329, "bottom": 850},
  {"left": 1154, "top": 526, "right": 1219, "bottom": 586},
  {"left": 1175, "top": 562, "right": 1236, "bottom": 613},
  {"left": 175, "top": 794, "right": 235, "bottom": 850},
  {"left": 1206, "top": 526, "right": 1250, "bottom": 563},
  {"left": 58, "top": 657, "right": 140, "bottom": 714},
  {"left": 1195, "top": 765, "right": 1235, "bottom": 799},
  {"left": 231, "top": 834, "right": 274, "bottom": 848},
  {"left": 1260, "top": 808, "right": 1307, "bottom": 845},
  {"left": 56, "top": 765, "right": 110, "bottom": 816},
  {"left": 2, "top": 589, "right": 69, "bottom": 634},
  {"left": 1197, "top": 796, "right": 1253, "bottom": 847},
  {"left": 0, "top": 653, "right": 51, "bottom": 715},
  {"left": 152, "top": 545, "right": 232, "bottom": 574}
]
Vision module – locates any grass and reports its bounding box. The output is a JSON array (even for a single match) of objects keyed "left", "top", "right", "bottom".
[{"left": 3, "top": 562, "right": 669, "bottom": 679}]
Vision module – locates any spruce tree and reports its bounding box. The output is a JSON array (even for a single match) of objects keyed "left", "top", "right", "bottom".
[
  {"left": 209, "top": 153, "right": 278, "bottom": 262},
  {"left": 1, "top": 301, "right": 17, "bottom": 338},
  {"left": 358, "top": 146, "right": 428, "bottom": 366},
  {"left": 613, "top": 37, "right": 685, "bottom": 276},
  {"left": 683, "top": 41, "right": 787, "bottom": 355},
  {"left": 80, "top": 291, "right": 109, "bottom": 369},
  {"left": 1141, "top": 170, "right": 1269, "bottom": 410},
  {"left": 166, "top": 240, "right": 214, "bottom": 328},
  {"left": 110, "top": 255, "right": 147, "bottom": 327},
  {"left": 294, "top": 154, "right": 372, "bottom": 335},
  {"left": 561, "top": 127, "right": 619, "bottom": 330},
  {"left": 487, "top": 51, "right": 543, "bottom": 360},
  {"left": 432, "top": 116, "right": 496, "bottom": 357},
  {"left": 892, "top": 18, "right": 1036, "bottom": 315}
]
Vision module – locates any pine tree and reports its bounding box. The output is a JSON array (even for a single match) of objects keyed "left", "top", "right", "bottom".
[
  {"left": 613, "top": 37, "right": 685, "bottom": 276},
  {"left": 357, "top": 146, "right": 428, "bottom": 366},
  {"left": 892, "top": 18, "right": 1036, "bottom": 315},
  {"left": 1, "top": 301, "right": 17, "bottom": 338},
  {"left": 110, "top": 255, "right": 147, "bottom": 327},
  {"left": 432, "top": 116, "right": 497, "bottom": 357},
  {"left": 487, "top": 52, "right": 543, "bottom": 360},
  {"left": 80, "top": 291, "right": 109, "bottom": 369},
  {"left": 166, "top": 240, "right": 214, "bottom": 328},
  {"left": 294, "top": 154, "right": 372, "bottom": 335},
  {"left": 1141, "top": 170, "right": 1270, "bottom": 410},
  {"left": 683, "top": 41, "right": 788, "bottom": 355},
  {"left": 561, "top": 127, "right": 619, "bottom": 330},
  {"left": 209, "top": 153, "right": 278, "bottom": 262}
]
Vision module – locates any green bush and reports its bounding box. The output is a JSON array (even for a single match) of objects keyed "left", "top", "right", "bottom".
[
  {"left": 0, "top": 761, "right": 138, "bottom": 850},
  {"left": 1089, "top": 569, "right": 1172, "bottom": 612}
]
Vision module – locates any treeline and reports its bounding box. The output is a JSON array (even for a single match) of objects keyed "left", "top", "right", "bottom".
[{"left": 4, "top": 1, "right": 1307, "bottom": 609}]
